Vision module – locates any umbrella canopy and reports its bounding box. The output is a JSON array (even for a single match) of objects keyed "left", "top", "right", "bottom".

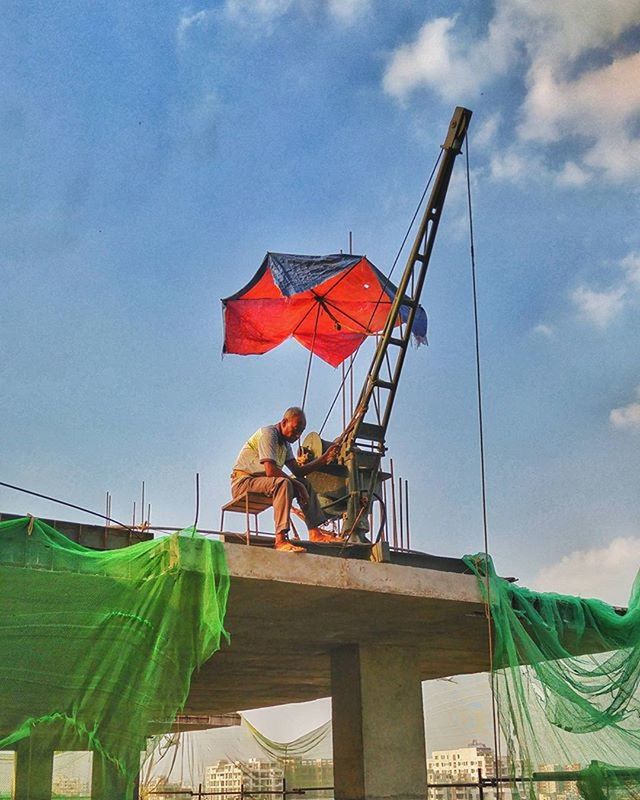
[{"left": 222, "top": 252, "right": 427, "bottom": 367}]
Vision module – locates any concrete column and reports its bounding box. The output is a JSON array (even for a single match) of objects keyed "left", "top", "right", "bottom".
[
  {"left": 91, "top": 756, "right": 140, "bottom": 800},
  {"left": 331, "top": 644, "right": 427, "bottom": 800},
  {"left": 14, "top": 738, "right": 54, "bottom": 800}
]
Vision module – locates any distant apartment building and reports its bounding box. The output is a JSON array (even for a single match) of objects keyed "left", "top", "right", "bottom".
[
  {"left": 284, "top": 757, "right": 333, "bottom": 798},
  {"left": 52, "top": 773, "right": 90, "bottom": 796},
  {"left": 536, "top": 762, "right": 581, "bottom": 800},
  {"left": 428, "top": 741, "right": 496, "bottom": 800},
  {"left": 205, "top": 758, "right": 284, "bottom": 797},
  {"left": 146, "top": 777, "right": 192, "bottom": 800}
]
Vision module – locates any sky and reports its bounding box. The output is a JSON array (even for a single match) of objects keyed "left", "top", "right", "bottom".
[{"left": 2, "top": 0, "right": 640, "bottom": 762}]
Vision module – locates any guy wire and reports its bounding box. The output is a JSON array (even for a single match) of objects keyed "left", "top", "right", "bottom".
[
  {"left": 319, "top": 151, "right": 443, "bottom": 436},
  {"left": 0, "top": 479, "right": 138, "bottom": 535},
  {"left": 465, "top": 136, "right": 503, "bottom": 793}
]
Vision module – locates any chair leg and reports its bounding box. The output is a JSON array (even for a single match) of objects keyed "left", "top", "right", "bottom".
[{"left": 245, "top": 494, "right": 250, "bottom": 546}]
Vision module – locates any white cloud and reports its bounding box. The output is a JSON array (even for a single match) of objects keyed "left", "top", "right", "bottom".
[
  {"left": 531, "top": 536, "right": 640, "bottom": 607},
  {"left": 224, "top": 0, "right": 368, "bottom": 26},
  {"left": 610, "top": 387, "right": 640, "bottom": 430},
  {"left": 382, "top": 1, "right": 640, "bottom": 183},
  {"left": 382, "top": 15, "right": 512, "bottom": 101},
  {"left": 519, "top": 52, "right": 640, "bottom": 182},
  {"left": 556, "top": 161, "right": 591, "bottom": 188},
  {"left": 520, "top": 53, "right": 640, "bottom": 142},
  {"left": 571, "top": 284, "right": 627, "bottom": 328},
  {"left": 533, "top": 323, "right": 553, "bottom": 337},
  {"left": 489, "top": 150, "right": 547, "bottom": 184},
  {"left": 569, "top": 252, "right": 640, "bottom": 328},
  {"left": 327, "top": 0, "right": 370, "bottom": 25},
  {"left": 225, "top": 0, "right": 294, "bottom": 22},
  {"left": 473, "top": 113, "right": 500, "bottom": 151},
  {"left": 620, "top": 252, "right": 640, "bottom": 287},
  {"left": 177, "top": 9, "right": 212, "bottom": 46}
]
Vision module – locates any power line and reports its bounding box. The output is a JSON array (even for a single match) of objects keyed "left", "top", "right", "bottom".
[{"left": 0, "top": 479, "right": 137, "bottom": 534}]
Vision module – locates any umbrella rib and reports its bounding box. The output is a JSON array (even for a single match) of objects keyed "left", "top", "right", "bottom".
[
  {"left": 291, "top": 303, "right": 317, "bottom": 336},
  {"left": 321, "top": 295, "right": 385, "bottom": 335},
  {"left": 291, "top": 293, "right": 350, "bottom": 337},
  {"left": 314, "top": 260, "right": 360, "bottom": 301},
  {"left": 290, "top": 260, "right": 394, "bottom": 339},
  {"left": 313, "top": 295, "right": 345, "bottom": 330}
]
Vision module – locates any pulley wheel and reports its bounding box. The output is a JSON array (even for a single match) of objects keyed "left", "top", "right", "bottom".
[{"left": 301, "top": 431, "right": 324, "bottom": 460}]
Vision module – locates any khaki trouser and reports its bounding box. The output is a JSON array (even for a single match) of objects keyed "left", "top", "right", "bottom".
[{"left": 231, "top": 474, "right": 325, "bottom": 536}]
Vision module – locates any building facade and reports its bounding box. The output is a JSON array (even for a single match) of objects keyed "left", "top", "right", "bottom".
[
  {"left": 427, "top": 741, "right": 496, "bottom": 800},
  {"left": 205, "top": 758, "right": 284, "bottom": 797}
]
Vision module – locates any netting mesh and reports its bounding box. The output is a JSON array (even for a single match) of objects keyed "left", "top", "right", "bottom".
[
  {"left": 0, "top": 516, "right": 229, "bottom": 798},
  {"left": 464, "top": 553, "right": 640, "bottom": 800},
  {"left": 140, "top": 716, "right": 333, "bottom": 797}
]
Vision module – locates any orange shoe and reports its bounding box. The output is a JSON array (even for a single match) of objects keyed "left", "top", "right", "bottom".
[
  {"left": 275, "top": 540, "right": 305, "bottom": 552},
  {"left": 308, "top": 528, "right": 344, "bottom": 543}
]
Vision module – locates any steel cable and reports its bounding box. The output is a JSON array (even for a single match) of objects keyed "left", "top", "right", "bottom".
[
  {"left": 319, "top": 150, "right": 443, "bottom": 436},
  {"left": 464, "top": 136, "right": 503, "bottom": 794}
]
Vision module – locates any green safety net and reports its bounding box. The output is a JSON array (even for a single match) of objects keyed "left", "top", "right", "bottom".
[
  {"left": 464, "top": 553, "right": 640, "bottom": 800},
  {"left": 244, "top": 717, "right": 333, "bottom": 795},
  {"left": 0, "top": 516, "right": 230, "bottom": 799},
  {"left": 139, "top": 717, "right": 333, "bottom": 797}
]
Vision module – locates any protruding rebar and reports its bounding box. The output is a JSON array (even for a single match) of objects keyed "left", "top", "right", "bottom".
[
  {"left": 398, "top": 477, "right": 404, "bottom": 550},
  {"left": 390, "top": 458, "right": 398, "bottom": 548},
  {"left": 405, "top": 478, "right": 410, "bottom": 551},
  {"left": 193, "top": 472, "right": 200, "bottom": 532},
  {"left": 381, "top": 473, "right": 388, "bottom": 543}
]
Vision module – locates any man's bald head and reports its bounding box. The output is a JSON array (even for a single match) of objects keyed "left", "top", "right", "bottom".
[{"left": 280, "top": 406, "right": 307, "bottom": 441}]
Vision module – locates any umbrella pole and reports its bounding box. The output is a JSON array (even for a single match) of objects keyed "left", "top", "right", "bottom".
[{"left": 301, "top": 304, "right": 322, "bottom": 412}]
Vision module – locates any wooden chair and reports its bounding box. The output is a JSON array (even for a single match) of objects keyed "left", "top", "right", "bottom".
[
  {"left": 219, "top": 492, "right": 274, "bottom": 545},
  {"left": 219, "top": 492, "right": 301, "bottom": 546}
]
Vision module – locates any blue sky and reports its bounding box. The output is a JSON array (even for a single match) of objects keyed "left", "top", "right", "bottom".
[
  {"left": 4, "top": 0, "right": 640, "bottom": 769},
  {"left": 2, "top": 0, "right": 640, "bottom": 602}
]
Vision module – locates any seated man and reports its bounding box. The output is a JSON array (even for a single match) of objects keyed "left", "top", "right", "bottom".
[{"left": 231, "top": 406, "right": 341, "bottom": 551}]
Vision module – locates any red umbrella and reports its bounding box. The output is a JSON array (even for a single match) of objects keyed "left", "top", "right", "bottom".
[{"left": 222, "top": 252, "right": 427, "bottom": 368}]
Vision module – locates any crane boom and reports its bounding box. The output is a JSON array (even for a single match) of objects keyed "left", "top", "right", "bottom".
[
  {"left": 348, "top": 106, "right": 472, "bottom": 451},
  {"left": 303, "top": 107, "right": 472, "bottom": 545}
]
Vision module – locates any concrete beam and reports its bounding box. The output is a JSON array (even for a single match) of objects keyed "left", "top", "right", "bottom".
[{"left": 185, "top": 544, "right": 487, "bottom": 715}]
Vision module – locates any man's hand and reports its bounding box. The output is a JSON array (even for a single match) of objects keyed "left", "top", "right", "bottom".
[
  {"left": 319, "top": 443, "right": 340, "bottom": 465},
  {"left": 286, "top": 441, "right": 340, "bottom": 479},
  {"left": 296, "top": 448, "right": 312, "bottom": 466}
]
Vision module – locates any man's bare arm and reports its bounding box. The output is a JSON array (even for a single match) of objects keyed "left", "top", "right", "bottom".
[
  {"left": 263, "top": 460, "right": 288, "bottom": 479},
  {"left": 286, "top": 444, "right": 339, "bottom": 478}
]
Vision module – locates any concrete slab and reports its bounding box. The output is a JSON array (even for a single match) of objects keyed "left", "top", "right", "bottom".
[{"left": 184, "top": 543, "right": 489, "bottom": 716}]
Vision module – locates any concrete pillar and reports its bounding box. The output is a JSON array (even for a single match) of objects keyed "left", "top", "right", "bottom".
[
  {"left": 14, "top": 738, "right": 54, "bottom": 800},
  {"left": 331, "top": 644, "right": 427, "bottom": 800},
  {"left": 91, "top": 756, "right": 139, "bottom": 800}
]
